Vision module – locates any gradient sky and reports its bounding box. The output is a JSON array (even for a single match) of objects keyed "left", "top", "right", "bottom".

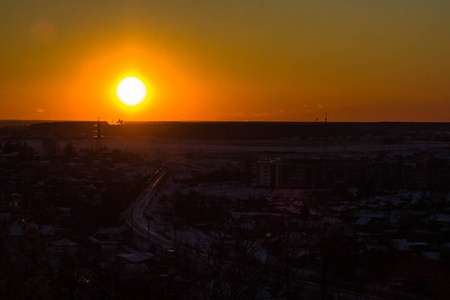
[{"left": 1, "top": 0, "right": 450, "bottom": 122}]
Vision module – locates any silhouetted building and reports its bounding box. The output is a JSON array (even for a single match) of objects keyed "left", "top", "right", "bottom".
[{"left": 252, "top": 151, "right": 450, "bottom": 191}]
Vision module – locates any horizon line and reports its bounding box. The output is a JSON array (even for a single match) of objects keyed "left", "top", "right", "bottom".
[{"left": 0, "top": 119, "right": 449, "bottom": 124}]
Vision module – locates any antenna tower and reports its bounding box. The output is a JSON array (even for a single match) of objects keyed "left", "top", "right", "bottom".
[
  {"left": 324, "top": 112, "right": 328, "bottom": 160},
  {"left": 93, "top": 117, "right": 103, "bottom": 152}
]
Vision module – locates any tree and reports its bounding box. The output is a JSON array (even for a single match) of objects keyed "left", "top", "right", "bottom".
[
  {"left": 63, "top": 142, "right": 77, "bottom": 158},
  {"left": 42, "top": 139, "right": 60, "bottom": 157}
]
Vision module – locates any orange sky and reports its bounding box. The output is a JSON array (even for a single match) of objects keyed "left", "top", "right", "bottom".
[{"left": 1, "top": 1, "right": 450, "bottom": 122}]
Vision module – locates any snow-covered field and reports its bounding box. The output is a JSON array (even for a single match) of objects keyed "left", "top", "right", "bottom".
[{"left": 25, "top": 137, "right": 449, "bottom": 160}]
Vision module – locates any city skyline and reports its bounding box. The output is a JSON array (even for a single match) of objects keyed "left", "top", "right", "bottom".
[{"left": 1, "top": 1, "right": 450, "bottom": 122}]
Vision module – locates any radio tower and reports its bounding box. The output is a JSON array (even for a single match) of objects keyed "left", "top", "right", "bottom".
[
  {"left": 324, "top": 112, "right": 328, "bottom": 160},
  {"left": 93, "top": 117, "right": 103, "bottom": 152}
]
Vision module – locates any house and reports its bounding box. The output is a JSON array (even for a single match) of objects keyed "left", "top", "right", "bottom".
[
  {"left": 0, "top": 212, "right": 10, "bottom": 222},
  {"left": 40, "top": 225, "right": 55, "bottom": 237},
  {"left": 390, "top": 239, "right": 411, "bottom": 252},
  {"left": 8, "top": 222, "right": 23, "bottom": 237},
  {"left": 117, "top": 252, "right": 152, "bottom": 279},
  {"left": 53, "top": 238, "right": 81, "bottom": 255}
]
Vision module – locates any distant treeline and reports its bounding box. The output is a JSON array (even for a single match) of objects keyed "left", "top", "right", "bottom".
[{"left": 13, "top": 121, "right": 450, "bottom": 140}]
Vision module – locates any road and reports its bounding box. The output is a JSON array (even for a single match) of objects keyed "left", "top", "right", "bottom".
[
  {"left": 124, "top": 166, "right": 415, "bottom": 300},
  {"left": 125, "top": 167, "right": 172, "bottom": 248}
]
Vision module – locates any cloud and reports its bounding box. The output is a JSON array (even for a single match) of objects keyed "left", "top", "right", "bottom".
[{"left": 37, "top": 109, "right": 44, "bottom": 113}]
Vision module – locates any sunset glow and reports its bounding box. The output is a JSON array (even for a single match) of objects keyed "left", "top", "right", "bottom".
[{"left": 1, "top": 2, "right": 450, "bottom": 121}]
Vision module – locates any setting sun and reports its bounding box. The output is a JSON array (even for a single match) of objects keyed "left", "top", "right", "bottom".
[{"left": 116, "top": 76, "right": 147, "bottom": 106}]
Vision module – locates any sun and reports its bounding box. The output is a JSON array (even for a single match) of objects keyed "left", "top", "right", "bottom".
[{"left": 116, "top": 76, "right": 147, "bottom": 106}]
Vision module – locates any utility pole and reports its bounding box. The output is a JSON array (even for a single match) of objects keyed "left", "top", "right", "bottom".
[
  {"left": 93, "top": 117, "right": 103, "bottom": 152},
  {"left": 324, "top": 112, "right": 328, "bottom": 161}
]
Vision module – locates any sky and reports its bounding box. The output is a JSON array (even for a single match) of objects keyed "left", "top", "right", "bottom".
[{"left": 1, "top": 0, "right": 450, "bottom": 122}]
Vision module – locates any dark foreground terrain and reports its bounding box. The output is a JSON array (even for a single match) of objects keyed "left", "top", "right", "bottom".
[{"left": 1, "top": 121, "right": 450, "bottom": 299}]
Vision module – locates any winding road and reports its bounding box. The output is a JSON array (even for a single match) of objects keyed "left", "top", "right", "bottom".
[
  {"left": 125, "top": 166, "right": 394, "bottom": 300},
  {"left": 125, "top": 167, "right": 172, "bottom": 248}
]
